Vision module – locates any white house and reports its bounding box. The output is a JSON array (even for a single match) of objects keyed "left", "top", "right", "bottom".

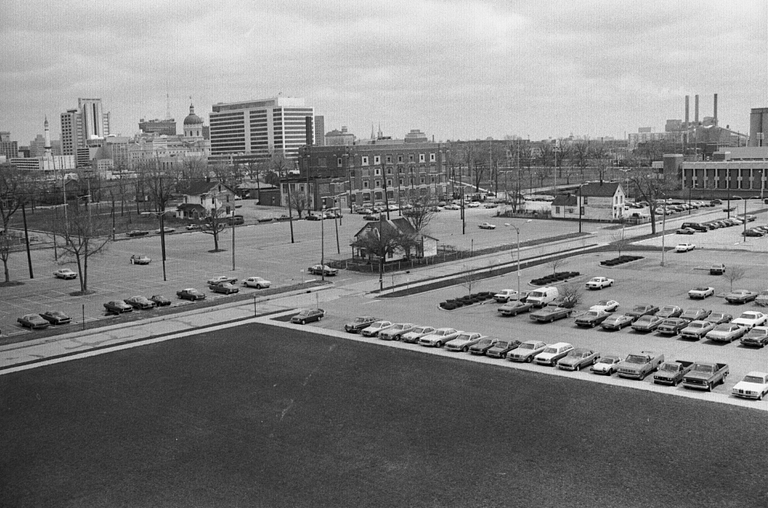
[
  {"left": 551, "top": 181, "right": 625, "bottom": 221},
  {"left": 177, "top": 180, "right": 237, "bottom": 220}
]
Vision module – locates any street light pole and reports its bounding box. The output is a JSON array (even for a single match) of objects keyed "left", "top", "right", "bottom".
[{"left": 506, "top": 220, "right": 531, "bottom": 300}]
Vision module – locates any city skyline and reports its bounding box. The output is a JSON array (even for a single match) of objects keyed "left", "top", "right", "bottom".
[{"left": 2, "top": 0, "right": 766, "bottom": 145}]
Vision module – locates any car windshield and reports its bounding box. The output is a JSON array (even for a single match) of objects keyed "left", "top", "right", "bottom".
[
  {"left": 625, "top": 355, "right": 648, "bottom": 364},
  {"left": 495, "top": 341, "right": 509, "bottom": 348},
  {"left": 739, "top": 313, "right": 757, "bottom": 319},
  {"left": 660, "top": 364, "right": 678, "bottom": 372},
  {"left": 586, "top": 312, "right": 598, "bottom": 317},
  {"left": 542, "top": 347, "right": 557, "bottom": 354},
  {"left": 529, "top": 292, "right": 544, "bottom": 298},
  {"left": 602, "top": 356, "right": 620, "bottom": 363},
  {"left": 693, "top": 364, "right": 714, "bottom": 373},
  {"left": 597, "top": 301, "right": 609, "bottom": 306},
  {"left": 713, "top": 324, "right": 733, "bottom": 332},
  {"left": 746, "top": 329, "right": 768, "bottom": 337},
  {"left": 743, "top": 376, "right": 767, "bottom": 384},
  {"left": 475, "top": 339, "right": 493, "bottom": 346},
  {"left": 631, "top": 306, "right": 646, "bottom": 312},
  {"left": 519, "top": 343, "right": 534, "bottom": 350},
  {"left": 688, "top": 323, "right": 703, "bottom": 329},
  {"left": 694, "top": 288, "right": 708, "bottom": 292}
]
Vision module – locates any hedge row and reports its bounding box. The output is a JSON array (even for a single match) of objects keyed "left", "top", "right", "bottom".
[
  {"left": 439, "top": 291, "right": 495, "bottom": 310},
  {"left": 530, "top": 271, "right": 580, "bottom": 287},
  {"left": 600, "top": 255, "right": 644, "bottom": 267}
]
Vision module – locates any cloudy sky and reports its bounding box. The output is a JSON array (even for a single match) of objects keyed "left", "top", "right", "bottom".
[{"left": 2, "top": 0, "right": 766, "bottom": 146}]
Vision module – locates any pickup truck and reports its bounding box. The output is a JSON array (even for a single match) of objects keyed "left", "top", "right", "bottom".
[
  {"left": 682, "top": 362, "right": 729, "bottom": 391},
  {"left": 616, "top": 351, "right": 665, "bottom": 380},
  {"left": 653, "top": 361, "right": 694, "bottom": 386}
]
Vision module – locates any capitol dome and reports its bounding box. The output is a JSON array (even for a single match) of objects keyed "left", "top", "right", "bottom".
[
  {"left": 184, "top": 104, "right": 203, "bottom": 126},
  {"left": 183, "top": 103, "right": 204, "bottom": 139}
]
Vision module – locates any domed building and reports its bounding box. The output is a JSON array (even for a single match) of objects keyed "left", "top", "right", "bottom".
[{"left": 183, "top": 103, "right": 204, "bottom": 139}]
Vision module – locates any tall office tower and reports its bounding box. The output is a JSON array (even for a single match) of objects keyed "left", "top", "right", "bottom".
[
  {"left": 314, "top": 115, "right": 325, "bottom": 146},
  {"left": 0, "top": 131, "right": 18, "bottom": 160},
  {"left": 60, "top": 109, "right": 82, "bottom": 155},
  {"left": 78, "top": 98, "right": 110, "bottom": 140},
  {"left": 209, "top": 97, "right": 314, "bottom": 160}
]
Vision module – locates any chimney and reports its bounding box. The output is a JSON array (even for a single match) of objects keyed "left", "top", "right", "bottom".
[
  {"left": 695, "top": 95, "right": 699, "bottom": 124},
  {"left": 685, "top": 96, "right": 690, "bottom": 127},
  {"left": 714, "top": 93, "right": 718, "bottom": 125}
]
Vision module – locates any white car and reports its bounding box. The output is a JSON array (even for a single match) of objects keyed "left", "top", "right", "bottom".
[
  {"left": 377, "top": 323, "right": 415, "bottom": 341},
  {"left": 533, "top": 342, "right": 574, "bottom": 366},
  {"left": 360, "top": 320, "right": 394, "bottom": 337},
  {"left": 732, "top": 372, "right": 768, "bottom": 400},
  {"left": 418, "top": 328, "right": 460, "bottom": 347},
  {"left": 732, "top": 311, "right": 767, "bottom": 330},
  {"left": 507, "top": 340, "right": 547, "bottom": 362},
  {"left": 53, "top": 268, "right": 77, "bottom": 280},
  {"left": 478, "top": 222, "right": 496, "bottom": 230},
  {"left": 675, "top": 243, "right": 695, "bottom": 252},
  {"left": 400, "top": 326, "right": 436, "bottom": 344},
  {"left": 590, "top": 355, "right": 622, "bottom": 375},
  {"left": 589, "top": 300, "right": 620, "bottom": 313},
  {"left": 207, "top": 275, "right": 238, "bottom": 286},
  {"left": 243, "top": 276, "right": 271, "bottom": 289},
  {"left": 466, "top": 202, "right": 481, "bottom": 208},
  {"left": 445, "top": 332, "right": 485, "bottom": 352},
  {"left": 494, "top": 289, "right": 525, "bottom": 303},
  {"left": 585, "top": 277, "right": 614, "bottom": 290},
  {"left": 688, "top": 286, "right": 715, "bottom": 299}
]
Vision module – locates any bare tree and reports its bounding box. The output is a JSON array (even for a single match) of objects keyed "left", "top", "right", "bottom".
[
  {"left": 57, "top": 200, "right": 111, "bottom": 294},
  {"left": 0, "top": 167, "right": 32, "bottom": 282},
  {"left": 559, "top": 283, "right": 582, "bottom": 308},
  {"left": 271, "top": 153, "right": 295, "bottom": 243},
  {"left": 137, "top": 160, "right": 177, "bottom": 278},
  {"left": 351, "top": 219, "right": 404, "bottom": 291},
  {"left": 611, "top": 224, "right": 630, "bottom": 257},
  {"left": 725, "top": 266, "right": 746, "bottom": 292},
  {"left": 590, "top": 142, "right": 610, "bottom": 183},
  {"left": 458, "top": 264, "right": 480, "bottom": 295},
  {"left": 402, "top": 196, "right": 436, "bottom": 234},
  {"left": 548, "top": 258, "right": 567, "bottom": 275},
  {"left": 572, "top": 141, "right": 590, "bottom": 180},
  {"left": 200, "top": 207, "right": 229, "bottom": 252},
  {"left": 627, "top": 167, "right": 676, "bottom": 234},
  {"left": 290, "top": 191, "right": 309, "bottom": 219}
]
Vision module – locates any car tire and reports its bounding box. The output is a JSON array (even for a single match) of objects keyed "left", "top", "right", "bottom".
[
  {"left": 301, "top": 319, "right": 306, "bottom": 325},
  {"left": 575, "top": 364, "right": 580, "bottom": 371},
  {"left": 463, "top": 346, "right": 469, "bottom": 352},
  {"left": 707, "top": 382, "right": 713, "bottom": 391},
  {"left": 526, "top": 356, "right": 533, "bottom": 363}
]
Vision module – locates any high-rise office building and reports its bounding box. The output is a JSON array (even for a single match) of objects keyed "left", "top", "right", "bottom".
[
  {"left": 209, "top": 97, "right": 314, "bottom": 161},
  {"left": 60, "top": 99, "right": 110, "bottom": 156},
  {"left": 0, "top": 131, "right": 18, "bottom": 160}
]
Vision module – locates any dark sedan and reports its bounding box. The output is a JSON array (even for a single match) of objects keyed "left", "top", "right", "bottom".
[
  {"left": 124, "top": 296, "right": 156, "bottom": 310},
  {"left": 468, "top": 337, "right": 499, "bottom": 355},
  {"left": 575, "top": 309, "right": 611, "bottom": 328},
  {"left": 150, "top": 295, "right": 172, "bottom": 307},
  {"left": 631, "top": 315, "right": 664, "bottom": 333},
  {"left": 211, "top": 282, "right": 239, "bottom": 295},
  {"left": 104, "top": 301, "right": 133, "bottom": 314},
  {"left": 291, "top": 308, "right": 325, "bottom": 324},
  {"left": 725, "top": 290, "right": 759, "bottom": 304},
  {"left": 39, "top": 311, "right": 72, "bottom": 325},
  {"left": 625, "top": 304, "right": 660, "bottom": 322},
  {"left": 344, "top": 316, "right": 380, "bottom": 333},
  {"left": 18, "top": 314, "right": 51, "bottom": 329},
  {"left": 656, "top": 318, "right": 689, "bottom": 336},
  {"left": 307, "top": 264, "right": 338, "bottom": 276},
  {"left": 498, "top": 301, "right": 533, "bottom": 316},
  {"left": 176, "top": 288, "right": 206, "bottom": 301}
]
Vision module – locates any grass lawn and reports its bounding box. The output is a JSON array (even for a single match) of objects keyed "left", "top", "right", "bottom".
[{"left": 1, "top": 323, "right": 766, "bottom": 507}]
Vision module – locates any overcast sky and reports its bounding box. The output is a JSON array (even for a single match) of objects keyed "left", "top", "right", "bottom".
[{"left": 2, "top": 0, "right": 767, "bottom": 146}]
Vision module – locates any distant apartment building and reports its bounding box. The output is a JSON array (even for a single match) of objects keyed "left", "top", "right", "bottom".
[
  {"left": 209, "top": 96, "right": 314, "bottom": 162},
  {"left": 314, "top": 115, "right": 325, "bottom": 146},
  {"left": 325, "top": 126, "right": 355, "bottom": 146}
]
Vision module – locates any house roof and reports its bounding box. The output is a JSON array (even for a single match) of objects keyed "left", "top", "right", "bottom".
[
  {"left": 580, "top": 181, "right": 621, "bottom": 197},
  {"left": 177, "top": 203, "right": 205, "bottom": 212},
  {"left": 183, "top": 180, "right": 236, "bottom": 196},
  {"left": 552, "top": 194, "right": 577, "bottom": 206},
  {"left": 352, "top": 217, "right": 436, "bottom": 241}
]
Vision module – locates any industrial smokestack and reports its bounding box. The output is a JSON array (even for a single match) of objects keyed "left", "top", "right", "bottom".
[
  {"left": 695, "top": 95, "right": 699, "bottom": 124},
  {"left": 685, "top": 95, "right": 690, "bottom": 127},
  {"left": 714, "top": 93, "right": 718, "bottom": 125}
]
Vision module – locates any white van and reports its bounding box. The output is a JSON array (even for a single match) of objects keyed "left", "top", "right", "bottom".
[{"left": 526, "top": 286, "right": 559, "bottom": 308}]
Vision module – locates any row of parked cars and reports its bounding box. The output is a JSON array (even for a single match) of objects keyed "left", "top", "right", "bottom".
[
  {"left": 337, "top": 315, "right": 768, "bottom": 399},
  {"left": 675, "top": 217, "right": 754, "bottom": 235}
]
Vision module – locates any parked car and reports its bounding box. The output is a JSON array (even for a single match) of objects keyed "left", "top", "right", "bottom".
[
  {"left": 418, "top": 328, "right": 461, "bottom": 347},
  {"left": 362, "top": 214, "right": 380, "bottom": 221},
  {"left": 575, "top": 309, "right": 612, "bottom": 328},
  {"left": 530, "top": 306, "right": 573, "bottom": 323},
  {"left": 17, "top": 314, "right": 51, "bottom": 329},
  {"left": 704, "top": 311, "right": 732, "bottom": 325},
  {"left": 176, "top": 288, "right": 206, "bottom": 301},
  {"left": 155, "top": 227, "right": 176, "bottom": 234},
  {"left": 600, "top": 314, "right": 634, "bottom": 330},
  {"left": 705, "top": 323, "right": 747, "bottom": 343},
  {"left": 507, "top": 340, "right": 547, "bottom": 362},
  {"left": 207, "top": 275, "right": 238, "bottom": 286},
  {"left": 39, "top": 310, "right": 71, "bottom": 325},
  {"left": 616, "top": 351, "right": 665, "bottom": 380},
  {"left": 653, "top": 361, "right": 694, "bottom": 386},
  {"left": 740, "top": 326, "right": 768, "bottom": 348},
  {"left": 53, "top": 268, "right": 77, "bottom": 280},
  {"left": 468, "top": 337, "right": 499, "bottom": 355},
  {"left": 688, "top": 287, "right": 715, "bottom": 300},
  {"left": 124, "top": 296, "right": 156, "bottom": 310},
  {"left": 625, "top": 304, "right": 660, "bottom": 322},
  {"left": 104, "top": 300, "right": 133, "bottom": 314},
  {"left": 656, "top": 318, "right": 689, "bottom": 336},
  {"left": 731, "top": 311, "right": 767, "bottom": 329},
  {"left": 709, "top": 263, "right": 726, "bottom": 275},
  {"left": 755, "top": 290, "right": 768, "bottom": 307},
  {"left": 725, "top": 289, "right": 759, "bottom": 304},
  {"left": 675, "top": 227, "right": 696, "bottom": 235},
  {"left": 478, "top": 222, "right": 496, "bottom": 230},
  {"left": 585, "top": 277, "right": 614, "bottom": 290},
  {"left": 679, "top": 308, "right": 711, "bottom": 322},
  {"left": 732, "top": 372, "right": 768, "bottom": 400},
  {"left": 494, "top": 289, "right": 527, "bottom": 303},
  {"left": 680, "top": 320, "right": 716, "bottom": 340},
  {"left": 127, "top": 230, "right": 149, "bottom": 237},
  {"left": 291, "top": 308, "right": 325, "bottom": 324},
  {"left": 589, "top": 300, "right": 620, "bottom": 313},
  {"left": 485, "top": 339, "right": 521, "bottom": 358},
  {"left": 656, "top": 305, "right": 683, "bottom": 319},
  {"left": 682, "top": 362, "right": 729, "bottom": 391},
  {"left": 243, "top": 276, "right": 271, "bottom": 289},
  {"left": 631, "top": 314, "right": 664, "bottom": 333},
  {"left": 400, "top": 326, "right": 436, "bottom": 344},
  {"left": 534, "top": 342, "right": 574, "bottom": 366},
  {"left": 211, "top": 282, "right": 239, "bottom": 295},
  {"left": 675, "top": 243, "right": 696, "bottom": 252},
  {"left": 344, "top": 316, "right": 381, "bottom": 333},
  {"left": 498, "top": 300, "right": 533, "bottom": 316},
  {"left": 590, "top": 355, "right": 622, "bottom": 375},
  {"left": 150, "top": 295, "right": 171, "bottom": 307},
  {"left": 557, "top": 348, "right": 600, "bottom": 371},
  {"left": 378, "top": 323, "right": 415, "bottom": 341},
  {"left": 307, "top": 264, "right": 338, "bottom": 276},
  {"left": 361, "top": 320, "right": 394, "bottom": 338},
  {"left": 130, "top": 254, "right": 151, "bottom": 265},
  {"left": 445, "top": 332, "right": 485, "bottom": 352}
]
